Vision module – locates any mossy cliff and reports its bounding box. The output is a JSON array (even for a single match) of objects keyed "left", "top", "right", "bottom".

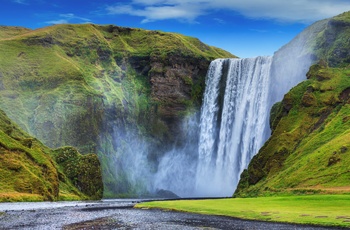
[
  {"left": 0, "top": 109, "right": 102, "bottom": 201},
  {"left": 0, "top": 24, "right": 234, "bottom": 197},
  {"left": 235, "top": 11, "right": 350, "bottom": 197}
]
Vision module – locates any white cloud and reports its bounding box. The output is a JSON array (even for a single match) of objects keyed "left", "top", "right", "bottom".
[
  {"left": 12, "top": 0, "right": 27, "bottom": 4},
  {"left": 106, "top": 0, "right": 350, "bottom": 23},
  {"left": 46, "top": 19, "right": 69, "bottom": 25},
  {"left": 107, "top": 3, "right": 204, "bottom": 23},
  {"left": 214, "top": 18, "right": 225, "bottom": 24},
  {"left": 45, "top": 13, "right": 91, "bottom": 25},
  {"left": 250, "top": 29, "right": 268, "bottom": 33},
  {"left": 59, "top": 13, "right": 91, "bottom": 22}
]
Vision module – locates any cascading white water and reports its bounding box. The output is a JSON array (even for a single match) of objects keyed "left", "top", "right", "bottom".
[
  {"left": 195, "top": 57, "right": 273, "bottom": 197},
  {"left": 153, "top": 52, "right": 312, "bottom": 198}
]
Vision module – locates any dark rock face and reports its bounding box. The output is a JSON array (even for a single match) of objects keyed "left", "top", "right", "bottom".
[
  {"left": 148, "top": 55, "right": 210, "bottom": 142},
  {"left": 23, "top": 35, "right": 58, "bottom": 47},
  {"left": 339, "top": 87, "right": 350, "bottom": 103},
  {"left": 118, "top": 52, "right": 213, "bottom": 144}
]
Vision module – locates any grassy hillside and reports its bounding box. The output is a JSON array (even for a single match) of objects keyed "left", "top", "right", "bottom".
[
  {"left": 0, "top": 24, "right": 234, "bottom": 197},
  {"left": 235, "top": 63, "right": 350, "bottom": 197},
  {"left": 0, "top": 109, "right": 102, "bottom": 202}
]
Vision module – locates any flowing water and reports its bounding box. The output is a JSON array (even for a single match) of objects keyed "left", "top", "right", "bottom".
[
  {"left": 194, "top": 57, "right": 273, "bottom": 197},
  {"left": 154, "top": 54, "right": 311, "bottom": 197},
  {"left": 121, "top": 52, "right": 312, "bottom": 198}
]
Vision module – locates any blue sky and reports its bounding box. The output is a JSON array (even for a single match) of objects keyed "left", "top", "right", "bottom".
[{"left": 1, "top": 0, "right": 350, "bottom": 57}]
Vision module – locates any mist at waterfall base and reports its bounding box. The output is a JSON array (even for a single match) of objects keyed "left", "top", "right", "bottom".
[{"left": 109, "top": 53, "right": 313, "bottom": 198}]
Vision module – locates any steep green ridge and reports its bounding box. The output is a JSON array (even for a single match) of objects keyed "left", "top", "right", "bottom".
[
  {"left": 0, "top": 109, "right": 102, "bottom": 201},
  {"left": 0, "top": 24, "right": 235, "bottom": 197},
  {"left": 235, "top": 11, "right": 350, "bottom": 197}
]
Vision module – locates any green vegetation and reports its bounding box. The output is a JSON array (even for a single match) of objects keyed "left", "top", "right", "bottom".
[
  {"left": 103, "top": 26, "right": 232, "bottom": 60},
  {"left": 0, "top": 108, "right": 103, "bottom": 202},
  {"left": 0, "top": 109, "right": 58, "bottom": 201},
  {"left": 314, "top": 11, "right": 350, "bottom": 67},
  {"left": 235, "top": 63, "right": 350, "bottom": 197},
  {"left": 53, "top": 147, "right": 103, "bottom": 200},
  {"left": 136, "top": 195, "right": 350, "bottom": 228}
]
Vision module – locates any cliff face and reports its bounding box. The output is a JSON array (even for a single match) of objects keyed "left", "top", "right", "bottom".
[
  {"left": 0, "top": 24, "right": 234, "bottom": 197},
  {"left": 235, "top": 11, "right": 350, "bottom": 197}
]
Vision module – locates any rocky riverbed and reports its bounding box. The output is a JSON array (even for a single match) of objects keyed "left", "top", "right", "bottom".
[{"left": 0, "top": 199, "right": 343, "bottom": 229}]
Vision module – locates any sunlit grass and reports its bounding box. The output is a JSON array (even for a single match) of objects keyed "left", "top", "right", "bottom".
[
  {"left": 136, "top": 195, "right": 350, "bottom": 227},
  {"left": 0, "top": 192, "right": 43, "bottom": 202}
]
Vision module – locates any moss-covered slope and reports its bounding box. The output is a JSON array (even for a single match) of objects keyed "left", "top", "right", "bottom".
[
  {"left": 235, "top": 11, "right": 350, "bottom": 197},
  {"left": 235, "top": 63, "right": 350, "bottom": 197},
  {"left": 0, "top": 109, "right": 102, "bottom": 201},
  {"left": 0, "top": 24, "right": 234, "bottom": 197}
]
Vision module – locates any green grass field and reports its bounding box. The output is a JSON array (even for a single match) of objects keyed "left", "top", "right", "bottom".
[{"left": 135, "top": 195, "right": 350, "bottom": 227}]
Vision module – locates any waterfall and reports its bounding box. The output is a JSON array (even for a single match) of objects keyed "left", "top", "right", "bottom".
[
  {"left": 154, "top": 53, "right": 311, "bottom": 198},
  {"left": 194, "top": 57, "right": 273, "bottom": 197}
]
